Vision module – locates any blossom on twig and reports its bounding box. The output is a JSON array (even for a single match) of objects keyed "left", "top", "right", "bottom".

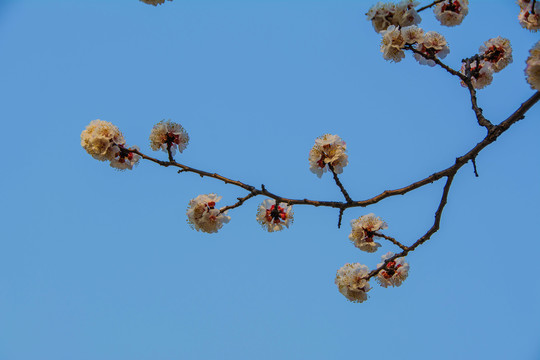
[
  {"left": 413, "top": 31, "right": 450, "bottom": 67},
  {"left": 526, "top": 41, "right": 540, "bottom": 91},
  {"left": 479, "top": 37, "right": 513, "bottom": 73},
  {"left": 149, "top": 120, "right": 189, "bottom": 155},
  {"left": 376, "top": 252, "right": 410, "bottom": 288},
  {"left": 366, "top": 0, "right": 421, "bottom": 33},
  {"left": 186, "top": 194, "right": 230, "bottom": 233},
  {"left": 309, "top": 134, "right": 348, "bottom": 178},
  {"left": 256, "top": 199, "right": 294, "bottom": 232},
  {"left": 335, "top": 263, "right": 371, "bottom": 303},
  {"left": 110, "top": 145, "right": 141, "bottom": 171},
  {"left": 349, "top": 213, "right": 387, "bottom": 253},
  {"left": 81, "top": 120, "right": 125, "bottom": 162},
  {"left": 460, "top": 61, "right": 494, "bottom": 89},
  {"left": 517, "top": 0, "right": 540, "bottom": 32},
  {"left": 434, "top": 0, "right": 469, "bottom": 27}
]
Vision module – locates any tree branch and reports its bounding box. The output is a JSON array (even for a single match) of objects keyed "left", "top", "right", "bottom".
[
  {"left": 416, "top": 0, "right": 445, "bottom": 13},
  {"left": 329, "top": 164, "right": 353, "bottom": 203}
]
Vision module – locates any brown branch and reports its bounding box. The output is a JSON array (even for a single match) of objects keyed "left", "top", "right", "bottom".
[
  {"left": 366, "top": 174, "right": 455, "bottom": 280},
  {"left": 373, "top": 233, "right": 408, "bottom": 251},
  {"left": 416, "top": 0, "right": 445, "bottom": 12},
  {"left": 220, "top": 192, "right": 258, "bottom": 213},
  {"left": 328, "top": 164, "right": 353, "bottom": 203},
  {"left": 338, "top": 207, "right": 345, "bottom": 228},
  {"left": 126, "top": 92, "right": 540, "bottom": 212}
]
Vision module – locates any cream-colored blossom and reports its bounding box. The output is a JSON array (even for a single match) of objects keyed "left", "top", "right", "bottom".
[
  {"left": 526, "top": 41, "right": 540, "bottom": 90},
  {"left": 309, "top": 134, "right": 348, "bottom": 178},
  {"left": 376, "top": 252, "right": 410, "bottom": 288},
  {"left": 81, "top": 120, "right": 125, "bottom": 161},
  {"left": 109, "top": 145, "right": 141, "bottom": 171},
  {"left": 380, "top": 25, "right": 406, "bottom": 62},
  {"left": 413, "top": 31, "right": 449, "bottom": 67},
  {"left": 186, "top": 194, "right": 230, "bottom": 234},
  {"left": 460, "top": 62, "right": 494, "bottom": 89},
  {"left": 518, "top": 1, "right": 540, "bottom": 31},
  {"left": 335, "top": 263, "right": 371, "bottom": 303},
  {"left": 401, "top": 25, "right": 424, "bottom": 44},
  {"left": 140, "top": 0, "right": 173, "bottom": 6},
  {"left": 366, "top": 1, "right": 421, "bottom": 33},
  {"left": 434, "top": 0, "right": 469, "bottom": 27},
  {"left": 479, "top": 37, "right": 513, "bottom": 73},
  {"left": 256, "top": 199, "right": 294, "bottom": 232},
  {"left": 349, "top": 213, "right": 387, "bottom": 253},
  {"left": 149, "top": 120, "right": 189, "bottom": 155}
]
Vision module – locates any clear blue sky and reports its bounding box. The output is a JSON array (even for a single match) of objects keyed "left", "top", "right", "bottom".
[{"left": 1, "top": 0, "right": 539, "bottom": 359}]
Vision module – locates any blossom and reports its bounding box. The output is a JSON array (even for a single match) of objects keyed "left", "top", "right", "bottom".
[
  {"left": 460, "top": 61, "right": 494, "bottom": 89},
  {"left": 518, "top": 1, "right": 540, "bottom": 31},
  {"left": 256, "top": 199, "right": 294, "bottom": 232},
  {"left": 140, "top": 0, "right": 173, "bottom": 6},
  {"left": 309, "top": 134, "right": 348, "bottom": 178},
  {"left": 401, "top": 25, "right": 424, "bottom": 45},
  {"left": 479, "top": 37, "right": 513, "bottom": 73},
  {"left": 413, "top": 31, "right": 449, "bottom": 67},
  {"left": 376, "top": 252, "right": 410, "bottom": 288},
  {"left": 380, "top": 25, "right": 406, "bottom": 62},
  {"left": 348, "top": 213, "right": 387, "bottom": 253},
  {"left": 149, "top": 120, "right": 189, "bottom": 155},
  {"left": 366, "top": 1, "right": 421, "bottom": 33},
  {"left": 433, "top": 0, "right": 469, "bottom": 27},
  {"left": 186, "top": 194, "right": 230, "bottom": 233},
  {"left": 526, "top": 41, "right": 540, "bottom": 91},
  {"left": 335, "top": 263, "right": 371, "bottom": 303},
  {"left": 109, "top": 145, "right": 141, "bottom": 171},
  {"left": 81, "top": 120, "right": 125, "bottom": 161}
]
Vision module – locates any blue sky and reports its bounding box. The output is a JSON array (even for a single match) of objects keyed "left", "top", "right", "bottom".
[{"left": 1, "top": 0, "right": 539, "bottom": 359}]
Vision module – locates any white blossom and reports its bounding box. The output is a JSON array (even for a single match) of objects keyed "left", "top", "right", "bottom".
[
  {"left": 149, "top": 120, "right": 189, "bottom": 155},
  {"left": 380, "top": 25, "right": 406, "bottom": 62},
  {"left": 376, "top": 252, "right": 410, "bottom": 288},
  {"left": 518, "top": 1, "right": 540, "bottom": 31},
  {"left": 309, "top": 134, "right": 348, "bottom": 178},
  {"left": 335, "top": 263, "right": 371, "bottom": 303},
  {"left": 479, "top": 37, "right": 513, "bottom": 73},
  {"left": 413, "top": 31, "right": 449, "bottom": 67},
  {"left": 186, "top": 194, "right": 230, "bottom": 234},
  {"left": 348, "top": 213, "right": 387, "bottom": 253},
  {"left": 109, "top": 145, "right": 141, "bottom": 171},
  {"left": 81, "top": 120, "right": 125, "bottom": 162},
  {"left": 256, "top": 199, "right": 294, "bottom": 232},
  {"left": 433, "top": 0, "right": 469, "bottom": 27},
  {"left": 526, "top": 41, "right": 540, "bottom": 91},
  {"left": 366, "top": 1, "right": 421, "bottom": 33},
  {"left": 401, "top": 25, "right": 424, "bottom": 45},
  {"left": 460, "top": 62, "right": 494, "bottom": 89},
  {"left": 140, "top": 0, "right": 173, "bottom": 6}
]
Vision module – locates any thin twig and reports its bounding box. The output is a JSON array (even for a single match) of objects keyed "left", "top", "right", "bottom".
[
  {"left": 220, "top": 192, "right": 258, "bottom": 213},
  {"left": 366, "top": 174, "right": 455, "bottom": 280},
  {"left": 373, "top": 233, "right": 408, "bottom": 251},
  {"left": 417, "top": 0, "right": 445, "bottom": 12},
  {"left": 329, "top": 164, "right": 353, "bottom": 203},
  {"left": 338, "top": 208, "right": 345, "bottom": 228},
  {"left": 471, "top": 157, "right": 479, "bottom": 177}
]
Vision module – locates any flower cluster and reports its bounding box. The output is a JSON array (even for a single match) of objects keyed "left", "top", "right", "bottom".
[
  {"left": 149, "top": 120, "right": 190, "bottom": 155},
  {"left": 349, "top": 213, "right": 387, "bottom": 253},
  {"left": 308, "top": 134, "right": 348, "bottom": 178},
  {"left": 460, "top": 37, "right": 513, "bottom": 89},
  {"left": 335, "top": 263, "right": 371, "bottom": 303},
  {"left": 526, "top": 41, "right": 540, "bottom": 91},
  {"left": 256, "top": 199, "right": 294, "bottom": 232},
  {"left": 81, "top": 120, "right": 140, "bottom": 170},
  {"left": 517, "top": 0, "right": 540, "bottom": 32},
  {"left": 140, "top": 0, "right": 173, "bottom": 6},
  {"left": 433, "top": 0, "right": 469, "bottom": 27},
  {"left": 186, "top": 194, "right": 230, "bottom": 233},
  {"left": 366, "top": 1, "right": 421, "bottom": 33},
  {"left": 378, "top": 23, "right": 448, "bottom": 66},
  {"left": 376, "top": 252, "right": 410, "bottom": 288}
]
